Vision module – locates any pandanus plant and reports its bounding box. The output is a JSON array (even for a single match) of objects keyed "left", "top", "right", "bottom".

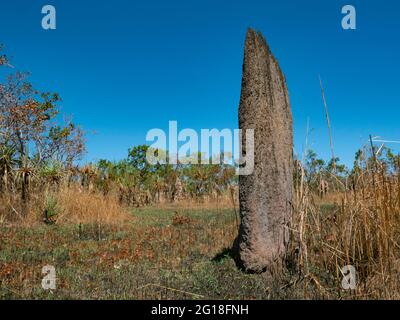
[
  {"left": 15, "top": 162, "right": 36, "bottom": 202},
  {"left": 39, "top": 160, "right": 65, "bottom": 188},
  {"left": 0, "top": 145, "right": 17, "bottom": 192}
]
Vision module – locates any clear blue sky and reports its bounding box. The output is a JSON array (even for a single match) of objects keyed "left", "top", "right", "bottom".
[{"left": 1, "top": 0, "right": 399, "bottom": 167}]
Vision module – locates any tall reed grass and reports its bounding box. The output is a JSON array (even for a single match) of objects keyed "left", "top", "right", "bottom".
[{"left": 293, "top": 150, "right": 400, "bottom": 298}]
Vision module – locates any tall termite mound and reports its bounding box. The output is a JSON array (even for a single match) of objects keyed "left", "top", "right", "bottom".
[{"left": 235, "top": 29, "right": 293, "bottom": 273}]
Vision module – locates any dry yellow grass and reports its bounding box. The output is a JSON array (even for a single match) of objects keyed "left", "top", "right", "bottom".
[
  {"left": 292, "top": 162, "right": 400, "bottom": 299},
  {"left": 55, "top": 187, "right": 129, "bottom": 225},
  {"left": 151, "top": 194, "right": 238, "bottom": 211},
  {"left": 0, "top": 186, "right": 129, "bottom": 227}
]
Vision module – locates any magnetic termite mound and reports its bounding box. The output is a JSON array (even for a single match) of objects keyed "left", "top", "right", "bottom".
[{"left": 234, "top": 28, "right": 294, "bottom": 274}]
